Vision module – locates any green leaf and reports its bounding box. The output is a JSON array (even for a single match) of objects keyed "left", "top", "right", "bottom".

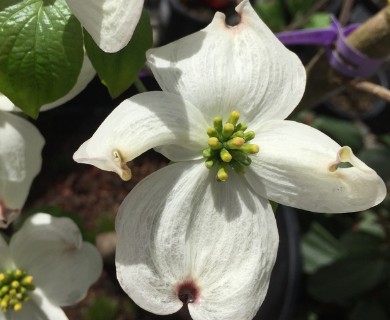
[
  {"left": 356, "top": 211, "right": 386, "bottom": 239},
  {"left": 254, "top": 1, "right": 286, "bottom": 32},
  {"left": 302, "top": 222, "right": 346, "bottom": 274},
  {"left": 378, "top": 134, "right": 390, "bottom": 148},
  {"left": 85, "top": 10, "right": 153, "bottom": 98},
  {"left": 307, "top": 253, "right": 387, "bottom": 303},
  {"left": 358, "top": 148, "right": 390, "bottom": 182},
  {"left": 286, "top": 0, "right": 316, "bottom": 16},
  {"left": 350, "top": 300, "right": 389, "bottom": 320},
  {"left": 0, "top": 0, "right": 84, "bottom": 118},
  {"left": 83, "top": 293, "right": 120, "bottom": 320},
  {"left": 340, "top": 230, "right": 384, "bottom": 254},
  {"left": 311, "top": 116, "right": 363, "bottom": 152},
  {"left": 304, "top": 12, "right": 331, "bottom": 29}
]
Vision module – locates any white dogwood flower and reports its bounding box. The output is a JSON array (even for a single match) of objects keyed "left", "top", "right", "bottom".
[
  {"left": 73, "top": 1, "right": 386, "bottom": 319},
  {"left": 65, "top": 0, "right": 144, "bottom": 53},
  {"left": 0, "top": 112, "right": 44, "bottom": 228},
  {"left": 0, "top": 213, "right": 102, "bottom": 320}
]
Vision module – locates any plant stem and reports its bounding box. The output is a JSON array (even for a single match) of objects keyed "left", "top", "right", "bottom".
[
  {"left": 284, "top": 0, "right": 329, "bottom": 31},
  {"left": 349, "top": 80, "right": 390, "bottom": 103},
  {"left": 295, "top": 4, "right": 390, "bottom": 113},
  {"left": 339, "top": 0, "right": 355, "bottom": 26},
  {"left": 134, "top": 76, "right": 147, "bottom": 93}
]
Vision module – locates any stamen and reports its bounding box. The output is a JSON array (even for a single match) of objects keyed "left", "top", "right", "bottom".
[
  {"left": 244, "top": 131, "right": 255, "bottom": 141},
  {"left": 207, "top": 127, "right": 218, "bottom": 137},
  {"left": 202, "top": 111, "right": 259, "bottom": 181},
  {"left": 205, "top": 159, "right": 215, "bottom": 169},
  {"left": 226, "top": 111, "right": 240, "bottom": 125},
  {"left": 217, "top": 164, "right": 229, "bottom": 181},
  {"left": 213, "top": 117, "right": 223, "bottom": 134},
  {"left": 232, "top": 130, "right": 244, "bottom": 138},
  {"left": 225, "top": 137, "right": 245, "bottom": 149},
  {"left": 202, "top": 148, "right": 213, "bottom": 158},
  {"left": 0, "top": 269, "right": 35, "bottom": 313},
  {"left": 208, "top": 137, "right": 223, "bottom": 150},
  {"left": 222, "top": 123, "right": 235, "bottom": 139},
  {"left": 240, "top": 144, "right": 259, "bottom": 154},
  {"left": 220, "top": 149, "right": 232, "bottom": 163},
  {"left": 236, "top": 122, "right": 247, "bottom": 131}
]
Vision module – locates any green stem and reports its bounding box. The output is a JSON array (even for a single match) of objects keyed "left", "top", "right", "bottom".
[{"left": 134, "top": 76, "right": 147, "bottom": 93}]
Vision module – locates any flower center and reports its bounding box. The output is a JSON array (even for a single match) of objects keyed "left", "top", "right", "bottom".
[
  {"left": 0, "top": 269, "right": 35, "bottom": 313},
  {"left": 202, "top": 111, "right": 259, "bottom": 181}
]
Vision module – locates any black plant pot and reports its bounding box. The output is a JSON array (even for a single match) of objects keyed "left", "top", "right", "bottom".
[{"left": 255, "top": 205, "right": 302, "bottom": 320}]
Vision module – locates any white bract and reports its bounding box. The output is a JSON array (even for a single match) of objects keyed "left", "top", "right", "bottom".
[
  {"left": 0, "top": 112, "right": 44, "bottom": 228},
  {"left": 0, "top": 213, "right": 102, "bottom": 320},
  {"left": 66, "top": 0, "right": 144, "bottom": 53},
  {"left": 73, "top": 1, "right": 386, "bottom": 319}
]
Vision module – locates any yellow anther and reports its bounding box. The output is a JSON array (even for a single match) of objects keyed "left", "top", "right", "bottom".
[
  {"left": 1, "top": 297, "right": 9, "bottom": 309},
  {"left": 0, "top": 268, "right": 35, "bottom": 313},
  {"left": 21, "top": 276, "right": 33, "bottom": 286},
  {"left": 213, "top": 117, "right": 223, "bottom": 133},
  {"left": 0, "top": 285, "right": 9, "bottom": 295},
  {"left": 203, "top": 148, "right": 213, "bottom": 158},
  {"left": 236, "top": 122, "right": 247, "bottom": 131},
  {"left": 232, "top": 130, "right": 244, "bottom": 138},
  {"left": 205, "top": 159, "right": 215, "bottom": 169},
  {"left": 207, "top": 127, "right": 218, "bottom": 137},
  {"left": 220, "top": 149, "right": 232, "bottom": 162},
  {"left": 226, "top": 137, "right": 245, "bottom": 149},
  {"left": 244, "top": 131, "right": 255, "bottom": 141},
  {"left": 13, "top": 303, "right": 22, "bottom": 312},
  {"left": 208, "top": 137, "right": 222, "bottom": 150},
  {"left": 14, "top": 270, "right": 23, "bottom": 278},
  {"left": 217, "top": 166, "right": 229, "bottom": 182},
  {"left": 241, "top": 144, "right": 259, "bottom": 154},
  {"left": 227, "top": 111, "right": 240, "bottom": 125},
  {"left": 222, "top": 123, "right": 235, "bottom": 139}
]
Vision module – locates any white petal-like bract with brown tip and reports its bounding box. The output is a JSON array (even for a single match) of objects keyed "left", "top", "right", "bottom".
[
  {"left": 247, "top": 120, "right": 386, "bottom": 213},
  {"left": 116, "top": 162, "right": 278, "bottom": 320},
  {"left": 66, "top": 0, "right": 144, "bottom": 53},
  {"left": 0, "top": 112, "right": 44, "bottom": 228}
]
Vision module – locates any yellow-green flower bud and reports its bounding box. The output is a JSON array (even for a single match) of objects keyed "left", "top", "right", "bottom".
[
  {"left": 226, "top": 111, "right": 240, "bottom": 125},
  {"left": 217, "top": 165, "right": 229, "bottom": 182},
  {"left": 208, "top": 137, "right": 223, "bottom": 150},
  {"left": 220, "top": 148, "right": 232, "bottom": 163},
  {"left": 203, "top": 112, "right": 259, "bottom": 181}
]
